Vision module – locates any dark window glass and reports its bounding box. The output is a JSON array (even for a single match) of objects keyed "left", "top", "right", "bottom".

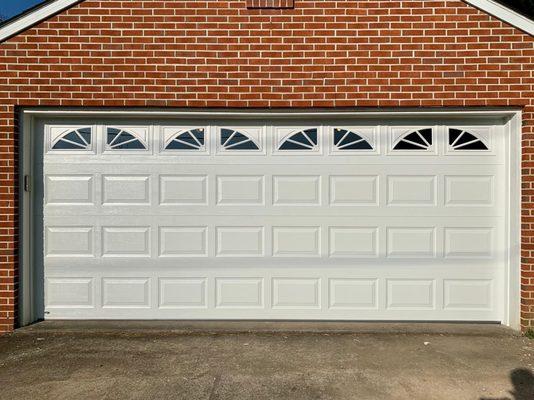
[
  {"left": 220, "top": 129, "right": 259, "bottom": 151},
  {"left": 449, "top": 129, "right": 489, "bottom": 151},
  {"left": 52, "top": 128, "right": 92, "bottom": 150},
  {"left": 166, "top": 128, "right": 205, "bottom": 150},
  {"left": 303, "top": 128, "right": 318, "bottom": 145},
  {"left": 449, "top": 128, "right": 464, "bottom": 145},
  {"left": 279, "top": 128, "right": 318, "bottom": 151},
  {"left": 107, "top": 128, "right": 147, "bottom": 150},
  {"left": 419, "top": 128, "right": 433, "bottom": 146},
  {"left": 393, "top": 129, "right": 433, "bottom": 151},
  {"left": 334, "top": 129, "right": 373, "bottom": 150}
]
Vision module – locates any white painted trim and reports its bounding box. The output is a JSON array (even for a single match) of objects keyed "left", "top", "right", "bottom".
[
  {"left": 0, "top": 0, "right": 81, "bottom": 42},
  {"left": 19, "top": 108, "right": 523, "bottom": 329},
  {"left": 0, "top": 0, "right": 532, "bottom": 44},
  {"left": 22, "top": 108, "right": 521, "bottom": 119},
  {"left": 503, "top": 110, "right": 522, "bottom": 329},
  {"left": 19, "top": 112, "right": 35, "bottom": 326},
  {"left": 464, "top": 0, "right": 534, "bottom": 36}
]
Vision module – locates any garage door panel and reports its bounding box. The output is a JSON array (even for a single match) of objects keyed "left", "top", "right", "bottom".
[
  {"left": 46, "top": 278, "right": 95, "bottom": 309},
  {"left": 45, "top": 175, "right": 94, "bottom": 205},
  {"left": 44, "top": 219, "right": 503, "bottom": 261},
  {"left": 43, "top": 181, "right": 503, "bottom": 216},
  {"left": 45, "top": 227, "right": 95, "bottom": 257},
  {"left": 102, "top": 175, "right": 151, "bottom": 205},
  {"left": 43, "top": 274, "right": 501, "bottom": 321},
  {"left": 42, "top": 120, "right": 507, "bottom": 322}
]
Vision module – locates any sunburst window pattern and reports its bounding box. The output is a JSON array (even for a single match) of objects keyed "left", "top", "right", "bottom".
[
  {"left": 334, "top": 129, "right": 373, "bottom": 150},
  {"left": 279, "top": 128, "right": 318, "bottom": 150},
  {"left": 449, "top": 129, "right": 489, "bottom": 150},
  {"left": 220, "top": 129, "right": 259, "bottom": 150},
  {"left": 52, "top": 128, "right": 92, "bottom": 150},
  {"left": 166, "top": 128, "right": 205, "bottom": 150},
  {"left": 107, "top": 128, "right": 147, "bottom": 150},
  {"left": 393, "top": 128, "right": 433, "bottom": 151}
]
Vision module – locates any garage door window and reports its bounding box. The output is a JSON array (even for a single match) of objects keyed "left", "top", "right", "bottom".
[
  {"left": 165, "top": 128, "right": 205, "bottom": 150},
  {"left": 333, "top": 128, "right": 373, "bottom": 150},
  {"left": 278, "top": 128, "right": 318, "bottom": 150},
  {"left": 220, "top": 128, "right": 260, "bottom": 150},
  {"left": 393, "top": 128, "right": 433, "bottom": 151},
  {"left": 106, "top": 127, "right": 147, "bottom": 150},
  {"left": 449, "top": 129, "right": 489, "bottom": 151},
  {"left": 51, "top": 127, "right": 92, "bottom": 150}
]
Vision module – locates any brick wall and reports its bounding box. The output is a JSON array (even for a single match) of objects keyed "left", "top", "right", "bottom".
[
  {"left": 0, "top": 0, "right": 533, "bottom": 332},
  {"left": 247, "top": 0, "right": 295, "bottom": 8}
]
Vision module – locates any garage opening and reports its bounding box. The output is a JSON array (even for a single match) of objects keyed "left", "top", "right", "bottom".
[{"left": 20, "top": 111, "right": 520, "bottom": 325}]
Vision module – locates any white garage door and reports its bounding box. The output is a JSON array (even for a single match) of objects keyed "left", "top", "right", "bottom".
[{"left": 41, "top": 118, "right": 507, "bottom": 321}]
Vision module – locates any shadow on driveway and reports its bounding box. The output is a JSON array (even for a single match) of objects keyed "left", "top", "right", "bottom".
[{"left": 481, "top": 368, "right": 534, "bottom": 400}]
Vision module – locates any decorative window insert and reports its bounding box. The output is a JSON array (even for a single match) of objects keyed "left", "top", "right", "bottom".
[
  {"left": 165, "top": 128, "right": 205, "bottom": 151},
  {"left": 334, "top": 128, "right": 373, "bottom": 150},
  {"left": 448, "top": 128, "right": 489, "bottom": 151},
  {"left": 220, "top": 128, "right": 260, "bottom": 150},
  {"left": 51, "top": 127, "right": 92, "bottom": 150},
  {"left": 279, "top": 128, "right": 318, "bottom": 151},
  {"left": 393, "top": 128, "right": 433, "bottom": 151},
  {"left": 246, "top": 0, "right": 294, "bottom": 9},
  {"left": 106, "top": 127, "right": 147, "bottom": 150}
]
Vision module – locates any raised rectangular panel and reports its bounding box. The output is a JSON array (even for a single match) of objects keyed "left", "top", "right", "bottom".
[
  {"left": 273, "top": 176, "right": 321, "bottom": 205},
  {"left": 103, "top": 278, "right": 150, "bottom": 308},
  {"left": 387, "top": 280, "right": 435, "bottom": 310},
  {"left": 45, "top": 227, "right": 93, "bottom": 257},
  {"left": 444, "top": 280, "right": 492, "bottom": 310},
  {"left": 102, "top": 175, "right": 150, "bottom": 205},
  {"left": 272, "top": 278, "right": 320, "bottom": 308},
  {"left": 387, "top": 176, "right": 436, "bottom": 206},
  {"left": 102, "top": 227, "right": 150, "bottom": 257},
  {"left": 216, "top": 227, "right": 264, "bottom": 256},
  {"left": 160, "top": 175, "right": 207, "bottom": 205},
  {"left": 46, "top": 278, "right": 94, "bottom": 308},
  {"left": 159, "top": 278, "right": 207, "bottom": 308},
  {"left": 159, "top": 227, "right": 207, "bottom": 257},
  {"left": 273, "top": 227, "right": 320, "bottom": 257},
  {"left": 45, "top": 176, "right": 93, "bottom": 205},
  {"left": 445, "top": 176, "right": 493, "bottom": 206},
  {"left": 329, "top": 279, "right": 377, "bottom": 309},
  {"left": 329, "top": 227, "right": 378, "bottom": 258},
  {"left": 216, "top": 278, "right": 263, "bottom": 308},
  {"left": 387, "top": 228, "right": 435, "bottom": 258},
  {"left": 330, "top": 176, "right": 378, "bottom": 206},
  {"left": 444, "top": 228, "right": 493, "bottom": 258},
  {"left": 217, "top": 176, "right": 264, "bottom": 205}
]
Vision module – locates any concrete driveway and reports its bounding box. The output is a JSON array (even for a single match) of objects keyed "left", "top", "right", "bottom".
[{"left": 0, "top": 322, "right": 532, "bottom": 400}]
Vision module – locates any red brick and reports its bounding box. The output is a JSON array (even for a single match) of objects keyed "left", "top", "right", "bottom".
[{"left": 0, "top": 0, "right": 533, "bottom": 333}]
